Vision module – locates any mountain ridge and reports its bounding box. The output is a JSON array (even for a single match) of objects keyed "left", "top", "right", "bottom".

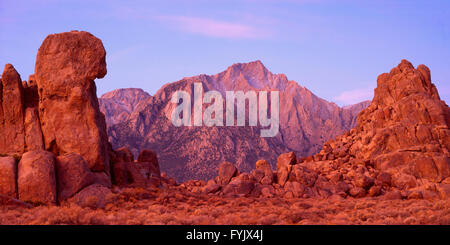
[{"left": 100, "top": 60, "right": 370, "bottom": 181}]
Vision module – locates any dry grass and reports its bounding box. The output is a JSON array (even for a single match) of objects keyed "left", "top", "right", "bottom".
[{"left": 1, "top": 186, "right": 449, "bottom": 225}]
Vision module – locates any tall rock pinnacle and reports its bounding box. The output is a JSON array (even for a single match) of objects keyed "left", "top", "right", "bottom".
[{"left": 35, "top": 30, "right": 110, "bottom": 172}]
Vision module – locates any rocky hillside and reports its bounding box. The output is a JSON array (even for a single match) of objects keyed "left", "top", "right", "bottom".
[
  {"left": 102, "top": 61, "right": 369, "bottom": 181},
  {"left": 184, "top": 59, "right": 450, "bottom": 201}
]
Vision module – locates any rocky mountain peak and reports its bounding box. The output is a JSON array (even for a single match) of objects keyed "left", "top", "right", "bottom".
[
  {"left": 316, "top": 59, "right": 450, "bottom": 186},
  {"left": 101, "top": 88, "right": 149, "bottom": 100},
  {"left": 99, "top": 88, "right": 151, "bottom": 126},
  {"left": 227, "top": 60, "right": 267, "bottom": 75},
  {"left": 359, "top": 59, "right": 449, "bottom": 130},
  {"left": 212, "top": 60, "right": 288, "bottom": 91},
  {"left": 373, "top": 59, "right": 440, "bottom": 108},
  {"left": 103, "top": 61, "right": 369, "bottom": 181}
]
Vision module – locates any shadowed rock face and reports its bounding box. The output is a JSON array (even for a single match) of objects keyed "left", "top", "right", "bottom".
[
  {"left": 103, "top": 61, "right": 368, "bottom": 182},
  {"left": 35, "top": 30, "right": 110, "bottom": 172}
]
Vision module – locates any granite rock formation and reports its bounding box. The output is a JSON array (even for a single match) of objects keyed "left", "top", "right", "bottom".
[
  {"left": 0, "top": 31, "right": 128, "bottom": 207},
  {"left": 35, "top": 30, "right": 110, "bottom": 172},
  {"left": 0, "top": 64, "right": 26, "bottom": 154}
]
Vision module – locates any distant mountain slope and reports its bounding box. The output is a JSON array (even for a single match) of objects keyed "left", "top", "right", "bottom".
[
  {"left": 99, "top": 88, "right": 151, "bottom": 126},
  {"left": 100, "top": 61, "right": 369, "bottom": 181}
]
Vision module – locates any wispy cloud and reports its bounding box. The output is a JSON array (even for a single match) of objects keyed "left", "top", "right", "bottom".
[
  {"left": 108, "top": 45, "right": 143, "bottom": 63},
  {"left": 156, "top": 15, "right": 270, "bottom": 39},
  {"left": 333, "top": 87, "right": 374, "bottom": 105}
]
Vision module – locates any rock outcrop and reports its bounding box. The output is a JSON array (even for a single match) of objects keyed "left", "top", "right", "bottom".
[
  {"left": 0, "top": 64, "right": 25, "bottom": 154},
  {"left": 0, "top": 31, "right": 121, "bottom": 207},
  {"left": 310, "top": 60, "right": 449, "bottom": 183},
  {"left": 35, "top": 30, "right": 110, "bottom": 172},
  {"left": 184, "top": 60, "right": 449, "bottom": 200},
  {"left": 0, "top": 65, "right": 44, "bottom": 155}
]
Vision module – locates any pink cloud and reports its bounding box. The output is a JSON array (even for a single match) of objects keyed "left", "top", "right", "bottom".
[{"left": 157, "top": 15, "right": 270, "bottom": 39}]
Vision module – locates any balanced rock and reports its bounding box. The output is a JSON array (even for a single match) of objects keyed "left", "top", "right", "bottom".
[
  {"left": 18, "top": 150, "right": 56, "bottom": 205},
  {"left": 0, "top": 157, "right": 17, "bottom": 198},
  {"left": 34, "top": 30, "right": 110, "bottom": 172}
]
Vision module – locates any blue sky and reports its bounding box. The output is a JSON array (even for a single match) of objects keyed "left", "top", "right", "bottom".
[{"left": 0, "top": 0, "right": 449, "bottom": 106}]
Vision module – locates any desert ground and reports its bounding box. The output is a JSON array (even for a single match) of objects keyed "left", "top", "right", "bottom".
[{"left": 1, "top": 186, "right": 448, "bottom": 225}]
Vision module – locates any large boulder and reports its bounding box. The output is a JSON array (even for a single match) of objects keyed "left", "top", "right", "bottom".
[
  {"left": 0, "top": 156, "right": 17, "bottom": 198},
  {"left": 255, "top": 160, "right": 273, "bottom": 185},
  {"left": 288, "top": 164, "right": 318, "bottom": 187},
  {"left": 18, "top": 150, "right": 56, "bottom": 204},
  {"left": 217, "top": 161, "right": 238, "bottom": 185},
  {"left": 276, "top": 152, "right": 296, "bottom": 186},
  {"left": 68, "top": 184, "right": 112, "bottom": 209},
  {"left": 34, "top": 30, "right": 110, "bottom": 172},
  {"left": 223, "top": 177, "right": 255, "bottom": 197},
  {"left": 56, "top": 153, "right": 95, "bottom": 202},
  {"left": 0, "top": 64, "right": 25, "bottom": 154}
]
